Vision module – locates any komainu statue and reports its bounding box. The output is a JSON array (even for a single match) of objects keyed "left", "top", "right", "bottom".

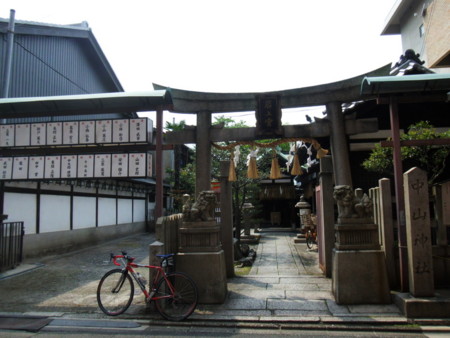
[
  {"left": 333, "top": 185, "right": 373, "bottom": 220},
  {"left": 182, "top": 190, "right": 218, "bottom": 222}
]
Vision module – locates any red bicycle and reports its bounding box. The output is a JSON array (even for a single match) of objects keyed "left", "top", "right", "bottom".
[{"left": 97, "top": 251, "right": 198, "bottom": 321}]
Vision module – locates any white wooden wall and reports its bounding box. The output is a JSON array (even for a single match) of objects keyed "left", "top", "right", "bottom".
[{"left": 3, "top": 181, "right": 149, "bottom": 235}]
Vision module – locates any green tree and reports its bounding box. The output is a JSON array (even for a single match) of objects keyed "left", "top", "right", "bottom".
[
  {"left": 165, "top": 120, "right": 195, "bottom": 212},
  {"left": 362, "top": 121, "right": 450, "bottom": 185},
  {"left": 211, "top": 116, "right": 274, "bottom": 239}
]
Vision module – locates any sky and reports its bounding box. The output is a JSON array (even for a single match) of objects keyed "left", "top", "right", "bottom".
[{"left": 2, "top": 0, "right": 402, "bottom": 126}]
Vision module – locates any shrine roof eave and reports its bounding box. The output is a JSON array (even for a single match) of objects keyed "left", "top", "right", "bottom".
[
  {"left": 360, "top": 73, "right": 450, "bottom": 96},
  {"left": 0, "top": 91, "right": 173, "bottom": 119},
  {"left": 153, "top": 64, "right": 391, "bottom": 114}
]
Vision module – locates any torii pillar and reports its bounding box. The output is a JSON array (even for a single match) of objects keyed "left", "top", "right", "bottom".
[
  {"left": 196, "top": 111, "right": 212, "bottom": 196},
  {"left": 327, "top": 101, "right": 352, "bottom": 187}
]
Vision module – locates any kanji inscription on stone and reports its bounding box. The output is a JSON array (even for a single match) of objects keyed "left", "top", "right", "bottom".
[
  {"left": 255, "top": 95, "right": 282, "bottom": 137},
  {"left": 404, "top": 167, "right": 434, "bottom": 297}
]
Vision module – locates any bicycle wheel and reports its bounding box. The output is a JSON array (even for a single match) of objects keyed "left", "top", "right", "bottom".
[
  {"left": 154, "top": 272, "right": 198, "bottom": 321},
  {"left": 306, "top": 231, "right": 314, "bottom": 249},
  {"left": 97, "top": 269, "right": 134, "bottom": 316}
]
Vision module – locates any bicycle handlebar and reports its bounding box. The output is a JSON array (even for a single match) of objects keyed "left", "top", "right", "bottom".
[{"left": 110, "top": 252, "right": 135, "bottom": 267}]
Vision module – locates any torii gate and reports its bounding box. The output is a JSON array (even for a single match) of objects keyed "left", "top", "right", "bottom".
[
  {"left": 154, "top": 64, "right": 391, "bottom": 277},
  {"left": 156, "top": 64, "right": 390, "bottom": 197}
]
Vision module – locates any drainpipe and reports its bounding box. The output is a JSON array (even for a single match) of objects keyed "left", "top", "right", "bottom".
[
  {"left": 2, "top": 9, "right": 16, "bottom": 100},
  {"left": 0, "top": 9, "right": 15, "bottom": 219}
]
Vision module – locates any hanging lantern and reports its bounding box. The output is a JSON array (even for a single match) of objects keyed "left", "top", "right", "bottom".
[
  {"left": 247, "top": 147, "right": 259, "bottom": 179},
  {"left": 269, "top": 149, "right": 282, "bottom": 179}
]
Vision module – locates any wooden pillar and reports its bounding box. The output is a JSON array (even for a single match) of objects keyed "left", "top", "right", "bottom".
[
  {"left": 196, "top": 111, "right": 212, "bottom": 196},
  {"left": 155, "top": 107, "right": 164, "bottom": 219},
  {"left": 389, "top": 98, "right": 408, "bottom": 292},
  {"left": 327, "top": 101, "right": 352, "bottom": 187}
]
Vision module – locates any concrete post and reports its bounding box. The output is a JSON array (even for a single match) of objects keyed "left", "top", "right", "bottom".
[
  {"left": 219, "top": 160, "right": 235, "bottom": 277},
  {"left": 196, "top": 112, "right": 212, "bottom": 196},
  {"left": 404, "top": 167, "right": 434, "bottom": 297},
  {"left": 326, "top": 101, "right": 352, "bottom": 187},
  {"left": 317, "top": 155, "right": 334, "bottom": 278},
  {"left": 379, "top": 178, "right": 397, "bottom": 288}
]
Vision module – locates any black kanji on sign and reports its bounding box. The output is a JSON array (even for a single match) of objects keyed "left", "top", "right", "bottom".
[{"left": 255, "top": 95, "right": 283, "bottom": 137}]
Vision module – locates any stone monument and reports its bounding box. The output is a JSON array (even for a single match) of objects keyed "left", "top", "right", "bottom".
[
  {"left": 332, "top": 185, "right": 391, "bottom": 304},
  {"left": 176, "top": 190, "right": 227, "bottom": 303}
]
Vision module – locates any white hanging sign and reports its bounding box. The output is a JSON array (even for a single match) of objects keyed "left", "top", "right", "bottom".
[
  {"left": 1, "top": 124, "right": 15, "bottom": 147},
  {"left": 12, "top": 157, "right": 29, "bottom": 179},
  {"left": 31, "top": 123, "right": 46, "bottom": 146},
  {"left": 61, "top": 155, "right": 77, "bottom": 178},
  {"left": 130, "top": 118, "right": 152, "bottom": 143},
  {"left": 79, "top": 121, "right": 95, "bottom": 144},
  {"left": 63, "top": 121, "right": 79, "bottom": 145},
  {"left": 112, "top": 119, "right": 129, "bottom": 143},
  {"left": 46, "top": 122, "right": 63, "bottom": 145},
  {"left": 112, "top": 153, "right": 128, "bottom": 177},
  {"left": 15, "top": 124, "right": 31, "bottom": 146},
  {"left": 94, "top": 154, "right": 111, "bottom": 178},
  {"left": 0, "top": 157, "right": 13, "bottom": 180},
  {"left": 129, "top": 153, "right": 146, "bottom": 177},
  {"left": 45, "top": 155, "right": 61, "bottom": 179},
  {"left": 96, "top": 120, "right": 112, "bottom": 143},
  {"left": 77, "top": 155, "right": 94, "bottom": 178},
  {"left": 147, "top": 153, "right": 153, "bottom": 177},
  {"left": 29, "top": 156, "right": 45, "bottom": 179}
]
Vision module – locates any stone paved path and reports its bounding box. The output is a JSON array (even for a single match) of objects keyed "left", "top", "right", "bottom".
[
  {"left": 194, "top": 230, "right": 405, "bottom": 323},
  {"left": 0, "top": 230, "right": 406, "bottom": 324}
]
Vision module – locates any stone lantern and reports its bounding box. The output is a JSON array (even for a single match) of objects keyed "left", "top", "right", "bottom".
[
  {"left": 295, "top": 195, "right": 312, "bottom": 232},
  {"left": 242, "top": 202, "right": 254, "bottom": 236}
]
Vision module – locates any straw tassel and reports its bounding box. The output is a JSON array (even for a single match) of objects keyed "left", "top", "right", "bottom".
[
  {"left": 269, "top": 150, "right": 282, "bottom": 179},
  {"left": 247, "top": 147, "right": 259, "bottom": 179},
  {"left": 313, "top": 141, "right": 329, "bottom": 159},
  {"left": 291, "top": 153, "right": 303, "bottom": 175},
  {"left": 228, "top": 153, "right": 237, "bottom": 182}
]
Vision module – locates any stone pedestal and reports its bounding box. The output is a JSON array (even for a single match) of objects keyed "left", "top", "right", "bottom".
[
  {"left": 177, "top": 251, "right": 227, "bottom": 303},
  {"left": 332, "top": 220, "right": 391, "bottom": 304},
  {"left": 332, "top": 249, "right": 391, "bottom": 304},
  {"left": 176, "top": 220, "right": 227, "bottom": 304}
]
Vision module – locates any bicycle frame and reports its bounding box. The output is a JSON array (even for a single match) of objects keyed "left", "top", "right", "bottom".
[{"left": 111, "top": 254, "right": 175, "bottom": 302}]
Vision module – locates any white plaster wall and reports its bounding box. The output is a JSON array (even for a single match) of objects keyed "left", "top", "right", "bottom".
[
  {"left": 98, "top": 197, "right": 116, "bottom": 226},
  {"left": 118, "top": 199, "right": 132, "bottom": 224},
  {"left": 40, "top": 194, "right": 70, "bottom": 233},
  {"left": 133, "top": 199, "right": 145, "bottom": 222},
  {"left": 73, "top": 196, "right": 96, "bottom": 229},
  {"left": 3, "top": 192, "right": 37, "bottom": 234}
]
